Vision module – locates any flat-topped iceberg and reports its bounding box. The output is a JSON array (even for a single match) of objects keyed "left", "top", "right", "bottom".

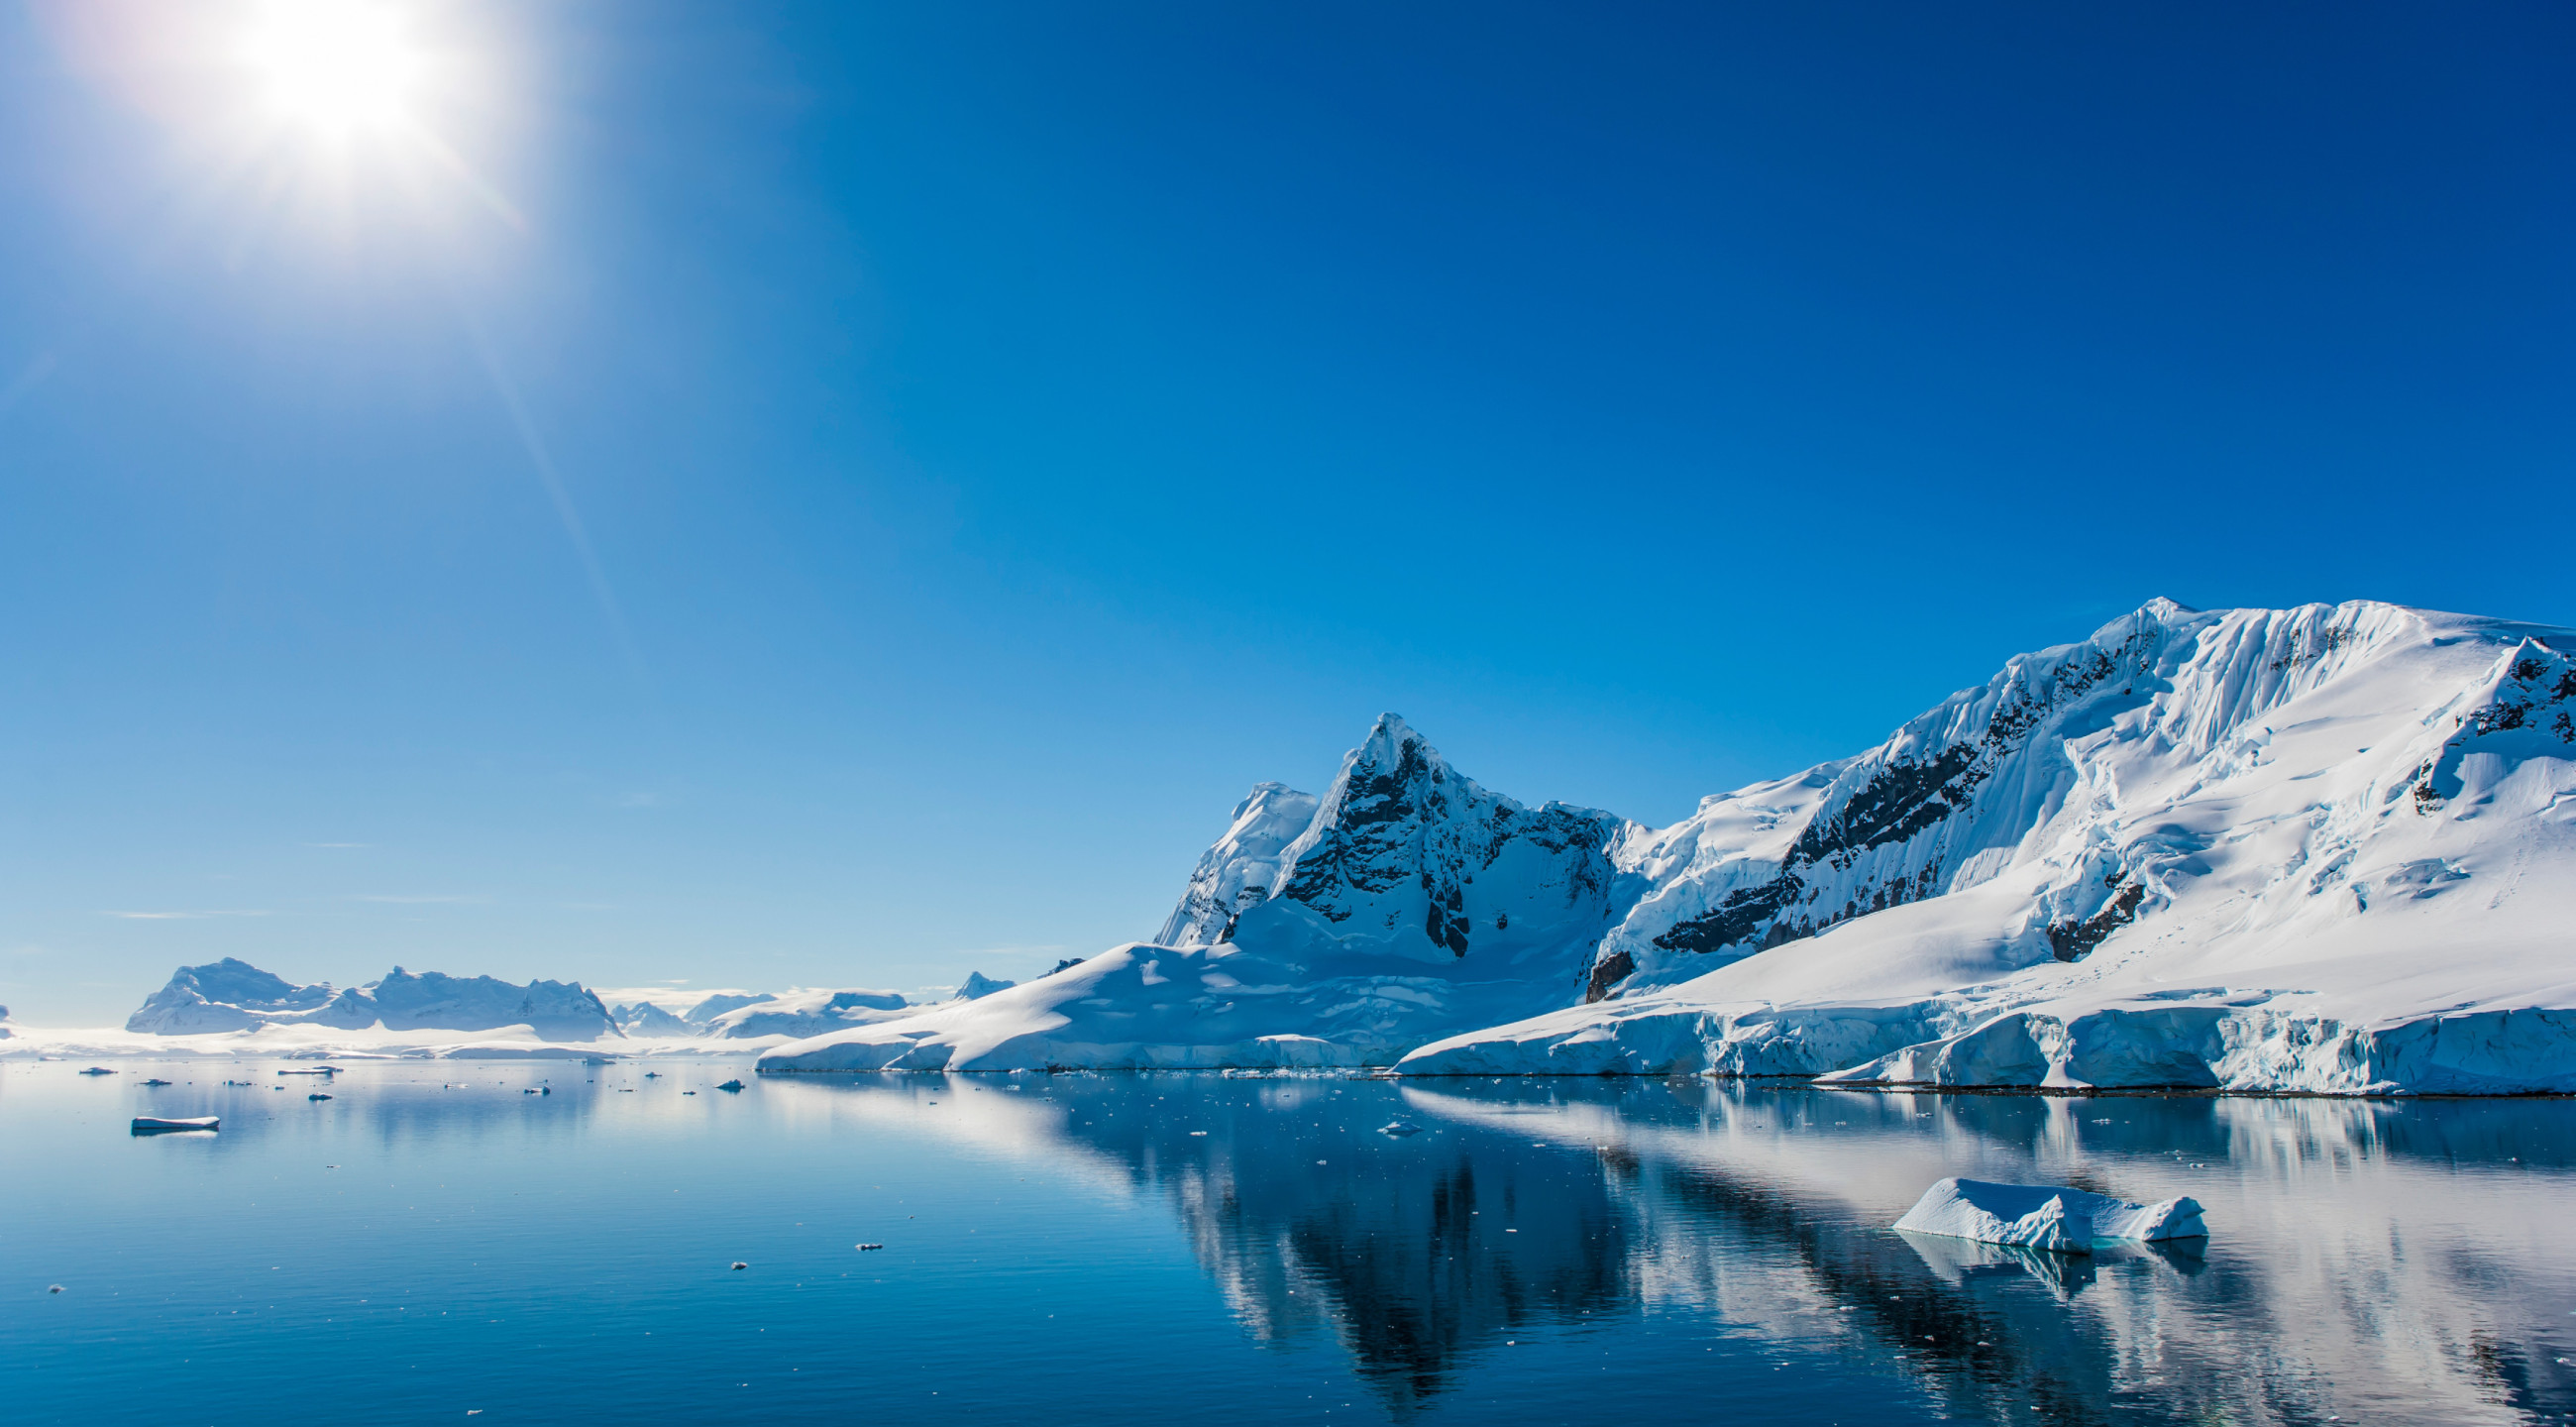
[
  {"left": 131, "top": 1116, "right": 221, "bottom": 1133},
  {"left": 1893, "top": 1177, "right": 2205, "bottom": 1253}
]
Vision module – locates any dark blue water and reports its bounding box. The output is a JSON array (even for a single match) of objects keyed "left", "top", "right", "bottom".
[{"left": 7, "top": 1061, "right": 2576, "bottom": 1426}]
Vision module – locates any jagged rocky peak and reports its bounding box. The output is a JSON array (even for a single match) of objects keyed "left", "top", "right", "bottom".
[
  {"left": 1159, "top": 781, "right": 1323, "bottom": 945},
  {"left": 956, "top": 971, "right": 1018, "bottom": 1000},
  {"left": 1243, "top": 714, "right": 1649, "bottom": 969}
]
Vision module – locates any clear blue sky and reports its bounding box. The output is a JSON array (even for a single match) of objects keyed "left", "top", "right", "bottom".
[{"left": 3, "top": 1, "right": 2570, "bottom": 1021}]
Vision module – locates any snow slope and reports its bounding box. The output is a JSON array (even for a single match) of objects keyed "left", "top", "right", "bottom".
[
  {"left": 762, "top": 714, "right": 1653, "bottom": 1070},
  {"left": 1402, "top": 600, "right": 2576, "bottom": 1092}
]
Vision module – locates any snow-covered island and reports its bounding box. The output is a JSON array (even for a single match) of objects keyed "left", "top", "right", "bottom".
[{"left": 762, "top": 599, "right": 2576, "bottom": 1093}]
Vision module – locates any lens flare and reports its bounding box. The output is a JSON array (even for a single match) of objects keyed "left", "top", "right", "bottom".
[{"left": 241, "top": 0, "right": 419, "bottom": 133}]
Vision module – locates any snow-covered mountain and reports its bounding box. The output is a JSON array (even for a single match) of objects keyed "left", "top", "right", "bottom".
[
  {"left": 1406, "top": 600, "right": 2576, "bottom": 1093},
  {"left": 762, "top": 714, "right": 1653, "bottom": 1070},
  {"left": 128, "top": 960, "right": 618, "bottom": 1041},
  {"left": 768, "top": 599, "right": 2576, "bottom": 1090}
]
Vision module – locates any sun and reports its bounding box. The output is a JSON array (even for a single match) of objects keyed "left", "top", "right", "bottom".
[{"left": 240, "top": 0, "right": 422, "bottom": 135}]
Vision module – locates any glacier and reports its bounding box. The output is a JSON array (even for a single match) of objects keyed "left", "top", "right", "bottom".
[{"left": 771, "top": 599, "right": 2576, "bottom": 1092}]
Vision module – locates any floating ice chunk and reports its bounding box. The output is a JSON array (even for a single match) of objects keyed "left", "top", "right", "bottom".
[
  {"left": 78, "top": 1066, "right": 115, "bottom": 1076},
  {"left": 131, "top": 1116, "right": 220, "bottom": 1133},
  {"left": 1893, "top": 1177, "right": 2205, "bottom": 1254},
  {"left": 1379, "top": 1119, "right": 1424, "bottom": 1137},
  {"left": 715, "top": 1079, "right": 745, "bottom": 1092}
]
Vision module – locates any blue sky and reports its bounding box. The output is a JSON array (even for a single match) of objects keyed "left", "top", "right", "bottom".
[{"left": 3, "top": 1, "right": 2571, "bottom": 1021}]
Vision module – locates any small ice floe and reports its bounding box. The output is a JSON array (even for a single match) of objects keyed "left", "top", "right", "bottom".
[
  {"left": 142, "top": 1078, "right": 174, "bottom": 1087},
  {"left": 308, "top": 1093, "right": 333, "bottom": 1102},
  {"left": 644, "top": 1072, "right": 662, "bottom": 1079},
  {"left": 683, "top": 1091, "right": 696, "bottom": 1096},
  {"left": 132, "top": 1116, "right": 220, "bottom": 1134},
  {"left": 49, "top": 1283, "right": 64, "bottom": 1293},
  {"left": 730, "top": 1262, "right": 748, "bottom": 1270},
  {"left": 78, "top": 1066, "right": 115, "bottom": 1076},
  {"left": 855, "top": 1243, "right": 885, "bottom": 1252},
  {"left": 715, "top": 1080, "right": 745, "bottom": 1093},
  {"left": 1893, "top": 1177, "right": 2206, "bottom": 1254},
  {"left": 1378, "top": 1119, "right": 1424, "bottom": 1138}
]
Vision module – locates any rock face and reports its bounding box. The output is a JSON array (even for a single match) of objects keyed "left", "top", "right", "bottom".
[
  {"left": 126, "top": 961, "right": 619, "bottom": 1042},
  {"left": 955, "top": 972, "right": 1016, "bottom": 1000},
  {"left": 1402, "top": 600, "right": 2576, "bottom": 1093},
  {"left": 1247, "top": 714, "right": 1650, "bottom": 975}
]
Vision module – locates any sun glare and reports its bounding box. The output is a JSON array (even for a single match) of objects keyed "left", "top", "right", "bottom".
[{"left": 241, "top": 0, "right": 421, "bottom": 134}]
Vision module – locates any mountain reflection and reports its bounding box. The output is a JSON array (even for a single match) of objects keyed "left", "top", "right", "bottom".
[{"left": 813, "top": 1070, "right": 2576, "bottom": 1424}]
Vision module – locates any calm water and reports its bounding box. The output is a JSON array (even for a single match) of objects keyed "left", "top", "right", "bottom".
[{"left": 7, "top": 1061, "right": 2576, "bottom": 1426}]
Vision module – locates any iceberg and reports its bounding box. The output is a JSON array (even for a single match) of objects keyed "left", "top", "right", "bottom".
[
  {"left": 131, "top": 1116, "right": 220, "bottom": 1133},
  {"left": 1893, "top": 1177, "right": 2206, "bottom": 1253}
]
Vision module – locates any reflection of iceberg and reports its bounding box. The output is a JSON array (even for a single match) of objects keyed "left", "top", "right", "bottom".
[
  {"left": 1898, "top": 1227, "right": 2096, "bottom": 1299},
  {"left": 1892, "top": 1177, "right": 2206, "bottom": 1252}
]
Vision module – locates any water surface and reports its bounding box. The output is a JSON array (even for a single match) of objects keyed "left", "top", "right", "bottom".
[{"left": 6, "top": 1061, "right": 2574, "bottom": 1425}]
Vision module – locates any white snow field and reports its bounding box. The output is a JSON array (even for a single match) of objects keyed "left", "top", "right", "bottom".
[
  {"left": 770, "top": 599, "right": 2576, "bottom": 1090},
  {"left": 1891, "top": 1177, "right": 2206, "bottom": 1252}
]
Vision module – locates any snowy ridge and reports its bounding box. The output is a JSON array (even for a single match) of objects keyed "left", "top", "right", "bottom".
[
  {"left": 1157, "top": 782, "right": 1321, "bottom": 945},
  {"left": 1403, "top": 600, "right": 2576, "bottom": 1092}
]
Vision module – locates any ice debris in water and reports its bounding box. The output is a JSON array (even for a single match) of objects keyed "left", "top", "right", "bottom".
[
  {"left": 309, "top": 1093, "right": 333, "bottom": 1101},
  {"left": 1893, "top": 1177, "right": 2206, "bottom": 1254},
  {"left": 730, "top": 1262, "right": 748, "bottom": 1270},
  {"left": 855, "top": 1243, "right": 884, "bottom": 1252},
  {"left": 1379, "top": 1119, "right": 1424, "bottom": 1137},
  {"left": 716, "top": 1080, "right": 745, "bottom": 1092}
]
